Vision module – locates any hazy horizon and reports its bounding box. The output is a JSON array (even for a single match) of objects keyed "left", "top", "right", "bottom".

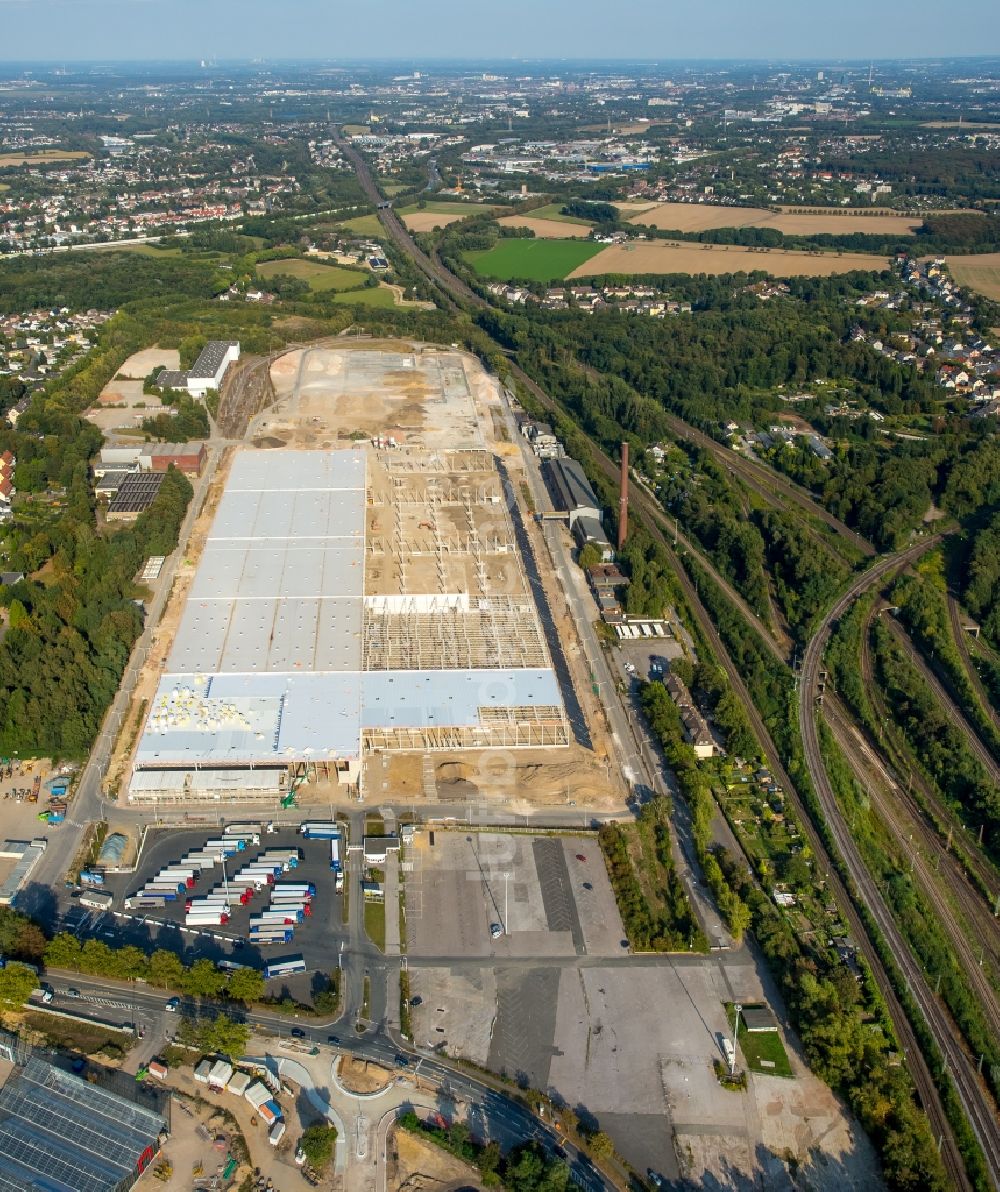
[{"left": 0, "top": 0, "right": 997, "bottom": 64}]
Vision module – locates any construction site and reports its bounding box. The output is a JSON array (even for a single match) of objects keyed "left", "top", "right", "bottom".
[{"left": 114, "top": 345, "right": 618, "bottom": 808}]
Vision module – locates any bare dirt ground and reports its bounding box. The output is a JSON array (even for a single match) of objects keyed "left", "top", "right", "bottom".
[
  {"left": 496, "top": 216, "right": 594, "bottom": 239},
  {"left": 619, "top": 201, "right": 921, "bottom": 236},
  {"left": 115, "top": 347, "right": 181, "bottom": 379},
  {"left": 155, "top": 1089, "right": 254, "bottom": 1192},
  {"left": 337, "top": 1056, "right": 393, "bottom": 1094},
  {"left": 86, "top": 347, "right": 177, "bottom": 436},
  {"left": 390, "top": 1126, "right": 485, "bottom": 1192},
  {"left": 569, "top": 241, "right": 889, "bottom": 278},
  {"left": 401, "top": 211, "right": 473, "bottom": 232},
  {"left": 111, "top": 341, "right": 616, "bottom": 812}
]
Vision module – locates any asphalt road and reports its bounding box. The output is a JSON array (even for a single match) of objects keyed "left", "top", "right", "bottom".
[{"left": 34, "top": 972, "right": 612, "bottom": 1192}]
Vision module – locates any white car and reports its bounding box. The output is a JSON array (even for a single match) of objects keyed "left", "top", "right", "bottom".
[{"left": 165, "top": 997, "right": 180, "bottom": 1013}]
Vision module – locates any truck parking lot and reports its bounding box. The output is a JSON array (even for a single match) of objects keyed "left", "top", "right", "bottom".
[{"left": 63, "top": 827, "right": 348, "bottom": 974}]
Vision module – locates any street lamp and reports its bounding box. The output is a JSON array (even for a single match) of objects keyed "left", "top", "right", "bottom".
[{"left": 730, "top": 1003, "right": 742, "bottom": 1076}]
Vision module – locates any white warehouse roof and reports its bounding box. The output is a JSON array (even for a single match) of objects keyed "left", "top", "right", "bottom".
[{"left": 134, "top": 447, "right": 566, "bottom": 773}]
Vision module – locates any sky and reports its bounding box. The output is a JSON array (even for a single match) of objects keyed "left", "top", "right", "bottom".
[{"left": 0, "top": 0, "right": 997, "bottom": 63}]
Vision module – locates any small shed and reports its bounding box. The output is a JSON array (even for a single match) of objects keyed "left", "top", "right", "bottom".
[
  {"left": 742, "top": 1005, "right": 779, "bottom": 1034},
  {"left": 227, "top": 1070, "right": 252, "bottom": 1097},
  {"left": 208, "top": 1059, "right": 233, "bottom": 1090},
  {"left": 194, "top": 1059, "right": 212, "bottom": 1084}
]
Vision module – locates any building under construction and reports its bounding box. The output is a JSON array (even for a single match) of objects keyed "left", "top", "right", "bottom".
[{"left": 127, "top": 443, "right": 569, "bottom": 803}]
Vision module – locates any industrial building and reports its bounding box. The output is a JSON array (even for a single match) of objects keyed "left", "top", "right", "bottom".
[
  {"left": 156, "top": 340, "right": 240, "bottom": 398},
  {"left": 128, "top": 445, "right": 568, "bottom": 803},
  {"left": 106, "top": 472, "right": 166, "bottom": 521},
  {"left": 96, "top": 441, "right": 206, "bottom": 479},
  {"left": 0, "top": 1053, "right": 167, "bottom": 1192}
]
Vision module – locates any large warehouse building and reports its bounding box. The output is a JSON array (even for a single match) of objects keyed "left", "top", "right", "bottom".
[{"left": 128, "top": 446, "right": 568, "bottom": 802}]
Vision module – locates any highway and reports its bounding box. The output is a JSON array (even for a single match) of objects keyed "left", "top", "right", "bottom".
[
  {"left": 799, "top": 536, "right": 1000, "bottom": 1190},
  {"left": 334, "top": 130, "right": 990, "bottom": 1186}
]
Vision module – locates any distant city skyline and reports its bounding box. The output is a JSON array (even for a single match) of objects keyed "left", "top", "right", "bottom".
[{"left": 0, "top": 0, "right": 998, "bottom": 63}]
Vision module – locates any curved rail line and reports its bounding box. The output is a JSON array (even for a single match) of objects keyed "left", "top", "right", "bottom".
[
  {"left": 802, "top": 538, "right": 1000, "bottom": 1189},
  {"left": 884, "top": 614, "right": 1000, "bottom": 788}
]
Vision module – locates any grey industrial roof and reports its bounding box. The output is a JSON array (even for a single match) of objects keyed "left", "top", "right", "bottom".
[
  {"left": 189, "top": 340, "right": 239, "bottom": 380},
  {"left": 156, "top": 370, "right": 188, "bottom": 390},
  {"left": 0, "top": 1056, "right": 165, "bottom": 1192},
  {"left": 543, "top": 456, "right": 600, "bottom": 514},
  {"left": 362, "top": 669, "right": 563, "bottom": 728},
  {"left": 108, "top": 471, "right": 165, "bottom": 515}
]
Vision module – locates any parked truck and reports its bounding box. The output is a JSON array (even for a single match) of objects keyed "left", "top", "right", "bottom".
[
  {"left": 79, "top": 870, "right": 105, "bottom": 887},
  {"left": 299, "top": 821, "right": 340, "bottom": 840}
]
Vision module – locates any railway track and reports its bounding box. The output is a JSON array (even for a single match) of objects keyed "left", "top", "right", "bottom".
[
  {"left": 824, "top": 691, "right": 1000, "bottom": 1040},
  {"left": 334, "top": 133, "right": 984, "bottom": 1187},
  {"left": 884, "top": 614, "right": 1000, "bottom": 788},
  {"left": 948, "top": 594, "right": 1000, "bottom": 739},
  {"left": 657, "top": 412, "right": 876, "bottom": 562},
  {"left": 802, "top": 538, "right": 1000, "bottom": 1189},
  {"left": 859, "top": 602, "right": 1000, "bottom": 912}
]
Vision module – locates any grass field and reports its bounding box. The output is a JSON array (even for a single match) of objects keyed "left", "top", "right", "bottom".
[
  {"left": 256, "top": 257, "right": 368, "bottom": 291},
  {"left": 0, "top": 149, "right": 90, "bottom": 167},
  {"left": 521, "top": 202, "right": 594, "bottom": 225},
  {"left": 620, "top": 200, "right": 922, "bottom": 237},
  {"left": 364, "top": 899, "right": 386, "bottom": 952},
  {"left": 465, "top": 238, "right": 605, "bottom": 281},
  {"left": 330, "top": 286, "right": 398, "bottom": 307},
  {"left": 91, "top": 242, "right": 184, "bottom": 257},
  {"left": 945, "top": 253, "right": 1000, "bottom": 301},
  {"left": 727, "top": 1004, "right": 793, "bottom": 1077},
  {"left": 340, "top": 213, "right": 384, "bottom": 236},
  {"left": 568, "top": 240, "right": 889, "bottom": 279}
]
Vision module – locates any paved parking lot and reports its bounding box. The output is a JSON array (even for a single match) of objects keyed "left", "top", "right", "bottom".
[
  {"left": 405, "top": 830, "right": 624, "bottom": 959},
  {"left": 61, "top": 828, "right": 348, "bottom": 973}
]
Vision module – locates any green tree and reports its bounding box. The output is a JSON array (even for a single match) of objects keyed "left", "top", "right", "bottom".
[
  {"left": 587, "top": 1130, "right": 614, "bottom": 1160},
  {"left": 148, "top": 949, "right": 185, "bottom": 990},
  {"left": 0, "top": 962, "right": 38, "bottom": 1007},
  {"left": 225, "top": 967, "right": 265, "bottom": 1004},
  {"left": 44, "top": 932, "right": 82, "bottom": 971},
  {"left": 80, "top": 939, "right": 115, "bottom": 975},
  {"left": 182, "top": 958, "right": 226, "bottom": 999},
  {"left": 298, "top": 1122, "right": 337, "bottom": 1171}
]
